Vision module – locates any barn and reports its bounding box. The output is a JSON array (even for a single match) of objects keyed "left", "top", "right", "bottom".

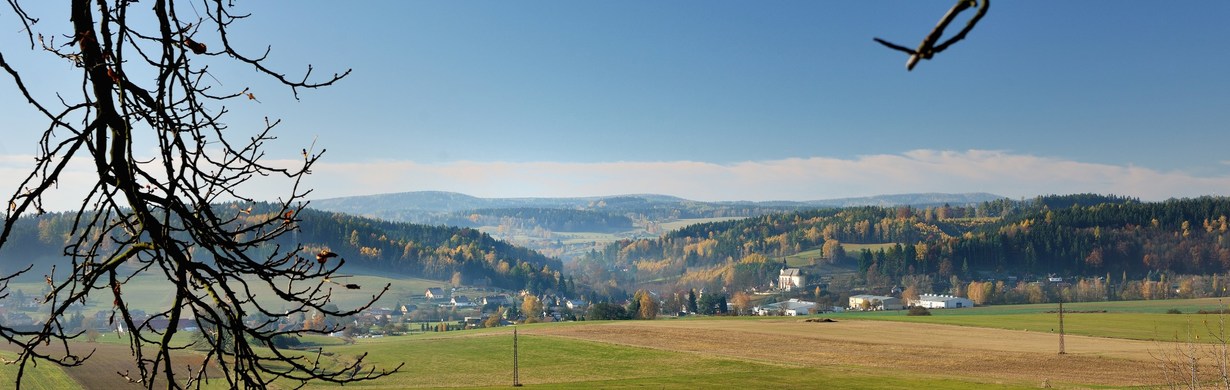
[
  {"left": 848, "top": 294, "right": 903, "bottom": 311},
  {"left": 914, "top": 294, "right": 974, "bottom": 309}
]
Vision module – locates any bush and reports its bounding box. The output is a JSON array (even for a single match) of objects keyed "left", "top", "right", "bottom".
[
  {"left": 1166, "top": 308, "right": 1182, "bottom": 314},
  {"left": 907, "top": 306, "right": 932, "bottom": 316},
  {"left": 1197, "top": 309, "right": 1230, "bottom": 314}
]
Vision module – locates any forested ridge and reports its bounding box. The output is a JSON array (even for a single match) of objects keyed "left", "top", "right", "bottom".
[
  {"left": 10, "top": 195, "right": 1229, "bottom": 301},
  {"left": 570, "top": 195, "right": 1230, "bottom": 295},
  {"left": 0, "top": 204, "right": 570, "bottom": 294}
]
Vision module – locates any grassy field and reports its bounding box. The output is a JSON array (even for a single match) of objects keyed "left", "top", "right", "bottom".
[
  {"left": 0, "top": 351, "right": 79, "bottom": 389},
  {"left": 5, "top": 272, "right": 453, "bottom": 322},
  {"left": 781, "top": 247, "right": 823, "bottom": 267},
  {"left": 779, "top": 248, "right": 861, "bottom": 277},
  {"left": 840, "top": 243, "right": 899, "bottom": 253},
  {"left": 831, "top": 297, "right": 1230, "bottom": 343},
  {"left": 296, "top": 324, "right": 1036, "bottom": 389},
  {"left": 16, "top": 295, "right": 1230, "bottom": 388},
  {"left": 8, "top": 310, "right": 1202, "bottom": 389}
]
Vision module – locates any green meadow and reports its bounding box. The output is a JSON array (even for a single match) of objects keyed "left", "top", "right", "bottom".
[
  {"left": 0, "top": 351, "right": 78, "bottom": 390},
  {"left": 301, "top": 328, "right": 1031, "bottom": 389},
  {"left": 4, "top": 272, "right": 453, "bottom": 320},
  {"left": 831, "top": 297, "right": 1230, "bottom": 342},
  {"left": 15, "top": 297, "right": 1230, "bottom": 388}
]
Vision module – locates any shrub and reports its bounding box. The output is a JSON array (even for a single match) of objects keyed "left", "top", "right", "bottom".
[
  {"left": 1166, "top": 308, "right": 1182, "bottom": 314},
  {"left": 907, "top": 306, "right": 932, "bottom": 316}
]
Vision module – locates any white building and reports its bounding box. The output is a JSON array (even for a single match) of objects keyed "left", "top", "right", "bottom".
[
  {"left": 754, "top": 299, "right": 817, "bottom": 316},
  {"left": 779, "top": 268, "right": 805, "bottom": 291},
  {"left": 849, "top": 294, "right": 903, "bottom": 311},
  {"left": 914, "top": 294, "right": 974, "bottom": 309}
]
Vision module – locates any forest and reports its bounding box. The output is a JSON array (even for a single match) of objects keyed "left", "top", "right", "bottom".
[
  {"left": 569, "top": 194, "right": 1230, "bottom": 299},
  {"left": 0, "top": 203, "right": 572, "bottom": 296}
]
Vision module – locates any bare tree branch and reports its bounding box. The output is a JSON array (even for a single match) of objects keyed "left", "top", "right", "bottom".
[
  {"left": 0, "top": 1, "right": 401, "bottom": 388},
  {"left": 874, "top": 0, "right": 990, "bottom": 71}
]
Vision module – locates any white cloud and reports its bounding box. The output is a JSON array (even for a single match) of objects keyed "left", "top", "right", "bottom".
[
  {"left": 297, "top": 150, "right": 1230, "bottom": 202},
  {"left": 4, "top": 150, "right": 1229, "bottom": 212}
]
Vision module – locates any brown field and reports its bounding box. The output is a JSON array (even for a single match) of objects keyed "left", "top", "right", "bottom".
[
  {"left": 521, "top": 318, "right": 1182, "bottom": 388},
  {"left": 8, "top": 317, "right": 1220, "bottom": 388}
]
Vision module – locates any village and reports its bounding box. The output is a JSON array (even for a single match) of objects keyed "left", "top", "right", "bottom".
[{"left": 0, "top": 266, "right": 1053, "bottom": 341}]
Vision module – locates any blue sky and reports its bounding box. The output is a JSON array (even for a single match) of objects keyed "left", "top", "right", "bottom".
[{"left": 2, "top": 1, "right": 1229, "bottom": 209}]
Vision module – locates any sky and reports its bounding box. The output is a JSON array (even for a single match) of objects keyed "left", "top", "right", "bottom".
[{"left": 2, "top": 1, "right": 1229, "bottom": 211}]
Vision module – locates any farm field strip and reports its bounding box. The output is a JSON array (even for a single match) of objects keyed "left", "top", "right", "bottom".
[
  {"left": 11, "top": 317, "right": 1192, "bottom": 389},
  {"left": 302, "top": 323, "right": 1038, "bottom": 390},
  {"left": 520, "top": 319, "right": 1169, "bottom": 388}
]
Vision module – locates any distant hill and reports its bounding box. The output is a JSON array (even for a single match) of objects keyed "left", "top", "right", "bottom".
[
  {"left": 309, "top": 191, "right": 1005, "bottom": 223},
  {"left": 0, "top": 204, "right": 572, "bottom": 295},
  {"left": 802, "top": 192, "right": 1006, "bottom": 208},
  {"left": 309, "top": 191, "right": 692, "bottom": 222},
  {"left": 307, "top": 191, "right": 1006, "bottom": 261}
]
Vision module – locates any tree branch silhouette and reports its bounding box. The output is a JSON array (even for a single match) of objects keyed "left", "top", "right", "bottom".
[
  {"left": 0, "top": 1, "right": 400, "bottom": 388},
  {"left": 874, "top": 0, "right": 990, "bottom": 71}
]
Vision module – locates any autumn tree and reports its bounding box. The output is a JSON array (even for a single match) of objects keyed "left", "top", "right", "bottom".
[
  {"left": 821, "top": 239, "right": 845, "bottom": 262},
  {"left": 902, "top": 285, "right": 920, "bottom": 304},
  {"left": 731, "top": 291, "right": 752, "bottom": 316},
  {"left": 521, "top": 295, "right": 544, "bottom": 322},
  {"left": 633, "top": 289, "right": 658, "bottom": 320},
  {"left": 0, "top": 1, "right": 397, "bottom": 387}
]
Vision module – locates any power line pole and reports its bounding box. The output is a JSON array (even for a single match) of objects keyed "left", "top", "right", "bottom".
[
  {"left": 513, "top": 327, "right": 522, "bottom": 387},
  {"left": 1058, "top": 297, "right": 1066, "bottom": 355}
]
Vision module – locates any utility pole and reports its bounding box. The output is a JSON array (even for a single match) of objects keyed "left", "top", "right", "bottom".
[
  {"left": 1058, "top": 297, "right": 1066, "bottom": 355},
  {"left": 513, "top": 327, "right": 522, "bottom": 387}
]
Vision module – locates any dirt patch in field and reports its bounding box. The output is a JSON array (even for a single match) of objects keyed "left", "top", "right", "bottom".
[{"left": 523, "top": 319, "right": 1181, "bottom": 387}]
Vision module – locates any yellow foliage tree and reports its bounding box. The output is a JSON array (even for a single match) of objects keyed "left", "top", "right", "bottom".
[
  {"left": 636, "top": 290, "right": 659, "bottom": 320},
  {"left": 521, "top": 296, "right": 543, "bottom": 322}
]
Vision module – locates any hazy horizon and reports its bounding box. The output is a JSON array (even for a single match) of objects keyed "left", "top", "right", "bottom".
[{"left": 3, "top": 2, "right": 1227, "bottom": 212}]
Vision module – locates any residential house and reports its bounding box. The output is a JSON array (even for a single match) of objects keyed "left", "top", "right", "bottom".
[
  {"left": 451, "top": 295, "right": 475, "bottom": 308},
  {"left": 424, "top": 287, "right": 446, "bottom": 300},
  {"left": 398, "top": 304, "right": 417, "bottom": 315},
  {"left": 482, "top": 295, "right": 511, "bottom": 306},
  {"left": 565, "top": 299, "right": 587, "bottom": 310},
  {"left": 779, "top": 268, "right": 805, "bottom": 291}
]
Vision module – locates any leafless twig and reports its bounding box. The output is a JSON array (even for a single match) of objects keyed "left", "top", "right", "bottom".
[{"left": 874, "top": 0, "right": 990, "bottom": 71}]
